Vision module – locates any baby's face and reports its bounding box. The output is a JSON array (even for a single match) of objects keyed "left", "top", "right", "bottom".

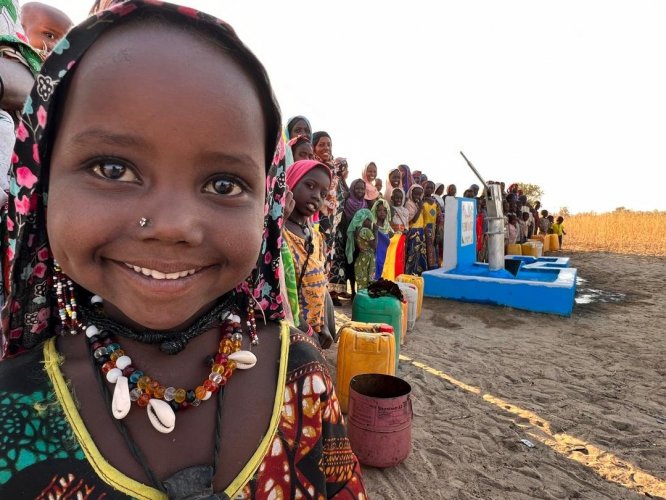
[{"left": 22, "top": 7, "right": 72, "bottom": 53}]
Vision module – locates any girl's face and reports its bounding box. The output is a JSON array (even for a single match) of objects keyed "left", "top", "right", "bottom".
[
  {"left": 411, "top": 187, "right": 423, "bottom": 203},
  {"left": 424, "top": 181, "right": 435, "bottom": 197},
  {"left": 376, "top": 204, "right": 387, "bottom": 221},
  {"left": 293, "top": 142, "right": 314, "bottom": 161},
  {"left": 314, "top": 136, "right": 332, "bottom": 162},
  {"left": 291, "top": 167, "right": 330, "bottom": 218},
  {"left": 391, "top": 191, "right": 403, "bottom": 207},
  {"left": 362, "top": 218, "right": 372, "bottom": 229},
  {"left": 435, "top": 185, "right": 445, "bottom": 196},
  {"left": 503, "top": 201, "right": 510, "bottom": 213},
  {"left": 47, "top": 24, "right": 267, "bottom": 331},
  {"left": 289, "top": 119, "right": 310, "bottom": 139},
  {"left": 447, "top": 184, "right": 457, "bottom": 196},
  {"left": 353, "top": 181, "right": 366, "bottom": 199},
  {"left": 365, "top": 163, "right": 377, "bottom": 181},
  {"left": 389, "top": 170, "right": 401, "bottom": 188}
]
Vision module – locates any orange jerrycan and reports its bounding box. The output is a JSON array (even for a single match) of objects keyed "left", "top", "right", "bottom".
[
  {"left": 521, "top": 243, "right": 537, "bottom": 257},
  {"left": 547, "top": 233, "right": 560, "bottom": 251},
  {"left": 396, "top": 274, "right": 424, "bottom": 318},
  {"left": 336, "top": 323, "right": 396, "bottom": 413},
  {"left": 506, "top": 243, "right": 522, "bottom": 255}
]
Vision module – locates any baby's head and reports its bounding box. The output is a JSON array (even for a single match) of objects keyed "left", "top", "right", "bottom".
[
  {"left": 21, "top": 2, "right": 73, "bottom": 54},
  {"left": 10, "top": 4, "right": 282, "bottom": 337}
]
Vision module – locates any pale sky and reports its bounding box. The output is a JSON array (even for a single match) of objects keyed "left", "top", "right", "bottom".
[{"left": 42, "top": 0, "right": 666, "bottom": 214}]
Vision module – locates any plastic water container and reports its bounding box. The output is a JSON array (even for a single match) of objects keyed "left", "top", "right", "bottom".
[
  {"left": 400, "top": 301, "right": 408, "bottom": 345},
  {"left": 547, "top": 233, "right": 560, "bottom": 251},
  {"left": 542, "top": 234, "right": 550, "bottom": 252},
  {"left": 397, "top": 282, "right": 418, "bottom": 332},
  {"left": 336, "top": 324, "right": 396, "bottom": 413},
  {"left": 506, "top": 243, "right": 522, "bottom": 255},
  {"left": 521, "top": 243, "right": 537, "bottom": 257},
  {"left": 352, "top": 290, "right": 402, "bottom": 369},
  {"left": 396, "top": 274, "right": 424, "bottom": 318},
  {"left": 534, "top": 241, "right": 543, "bottom": 257}
]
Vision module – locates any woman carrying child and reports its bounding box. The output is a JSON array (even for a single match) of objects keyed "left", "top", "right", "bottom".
[
  {"left": 405, "top": 184, "right": 428, "bottom": 275},
  {"left": 0, "top": 3, "right": 365, "bottom": 497},
  {"left": 371, "top": 198, "right": 397, "bottom": 280}
]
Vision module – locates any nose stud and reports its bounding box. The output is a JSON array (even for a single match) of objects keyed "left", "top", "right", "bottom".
[{"left": 138, "top": 217, "right": 151, "bottom": 228}]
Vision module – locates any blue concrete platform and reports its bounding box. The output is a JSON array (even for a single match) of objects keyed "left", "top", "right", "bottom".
[{"left": 423, "top": 262, "right": 577, "bottom": 316}]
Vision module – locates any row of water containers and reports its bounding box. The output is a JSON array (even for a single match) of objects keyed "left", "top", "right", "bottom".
[
  {"left": 337, "top": 274, "right": 423, "bottom": 413},
  {"left": 337, "top": 275, "right": 423, "bottom": 468}
]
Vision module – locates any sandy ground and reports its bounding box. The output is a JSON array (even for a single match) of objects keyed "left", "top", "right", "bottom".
[{"left": 324, "top": 251, "right": 666, "bottom": 499}]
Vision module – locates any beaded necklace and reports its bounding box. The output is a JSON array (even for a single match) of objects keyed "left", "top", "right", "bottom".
[{"left": 53, "top": 262, "right": 258, "bottom": 434}]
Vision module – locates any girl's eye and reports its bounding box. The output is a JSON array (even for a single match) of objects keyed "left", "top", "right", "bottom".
[
  {"left": 91, "top": 161, "right": 138, "bottom": 182},
  {"left": 204, "top": 178, "right": 243, "bottom": 196}
]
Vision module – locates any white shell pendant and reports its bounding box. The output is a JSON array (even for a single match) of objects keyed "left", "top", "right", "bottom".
[
  {"left": 228, "top": 350, "right": 257, "bottom": 370},
  {"left": 112, "top": 376, "right": 131, "bottom": 419},
  {"left": 147, "top": 398, "right": 176, "bottom": 433}
]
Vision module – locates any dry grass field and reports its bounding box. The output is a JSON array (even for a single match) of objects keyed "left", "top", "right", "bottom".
[{"left": 561, "top": 210, "right": 666, "bottom": 256}]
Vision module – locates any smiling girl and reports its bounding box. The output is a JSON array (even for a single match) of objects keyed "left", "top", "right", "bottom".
[{"left": 0, "top": 3, "right": 364, "bottom": 498}]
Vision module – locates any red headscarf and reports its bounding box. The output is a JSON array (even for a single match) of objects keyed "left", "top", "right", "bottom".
[{"left": 286, "top": 160, "right": 332, "bottom": 191}]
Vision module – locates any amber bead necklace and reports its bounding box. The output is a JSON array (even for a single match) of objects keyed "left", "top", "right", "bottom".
[{"left": 53, "top": 262, "right": 258, "bottom": 434}]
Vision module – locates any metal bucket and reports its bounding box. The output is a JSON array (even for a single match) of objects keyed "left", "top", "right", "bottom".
[{"left": 347, "top": 373, "right": 412, "bottom": 468}]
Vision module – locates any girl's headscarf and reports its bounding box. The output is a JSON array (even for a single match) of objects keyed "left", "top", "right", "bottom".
[
  {"left": 398, "top": 164, "right": 413, "bottom": 193},
  {"left": 433, "top": 183, "right": 445, "bottom": 210},
  {"left": 0, "top": 0, "right": 284, "bottom": 358},
  {"left": 383, "top": 168, "right": 402, "bottom": 200},
  {"left": 362, "top": 162, "right": 379, "bottom": 202},
  {"left": 285, "top": 160, "right": 332, "bottom": 191},
  {"left": 371, "top": 199, "right": 392, "bottom": 235},
  {"left": 344, "top": 178, "right": 367, "bottom": 220},
  {"left": 345, "top": 208, "right": 373, "bottom": 264},
  {"left": 283, "top": 115, "right": 312, "bottom": 167},
  {"left": 405, "top": 184, "right": 424, "bottom": 220},
  {"left": 285, "top": 115, "right": 312, "bottom": 141}
]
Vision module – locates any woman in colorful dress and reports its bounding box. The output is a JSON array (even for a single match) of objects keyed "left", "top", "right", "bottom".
[
  {"left": 404, "top": 185, "right": 428, "bottom": 275},
  {"left": 0, "top": 4, "right": 365, "bottom": 498}
]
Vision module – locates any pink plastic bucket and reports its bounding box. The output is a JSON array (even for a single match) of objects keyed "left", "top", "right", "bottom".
[{"left": 347, "top": 373, "right": 412, "bottom": 468}]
